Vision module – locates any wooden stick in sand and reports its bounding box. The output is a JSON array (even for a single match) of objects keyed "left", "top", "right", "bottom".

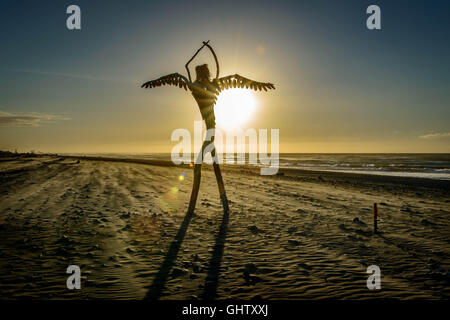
[{"left": 374, "top": 203, "right": 378, "bottom": 233}]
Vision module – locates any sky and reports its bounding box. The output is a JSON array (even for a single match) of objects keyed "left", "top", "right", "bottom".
[{"left": 0, "top": 0, "right": 449, "bottom": 153}]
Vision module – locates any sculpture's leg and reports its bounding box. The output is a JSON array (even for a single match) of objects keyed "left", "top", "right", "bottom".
[
  {"left": 211, "top": 141, "right": 229, "bottom": 214},
  {"left": 186, "top": 135, "right": 229, "bottom": 215},
  {"left": 186, "top": 140, "right": 208, "bottom": 215}
]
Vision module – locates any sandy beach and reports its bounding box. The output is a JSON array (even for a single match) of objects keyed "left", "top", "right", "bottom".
[{"left": 0, "top": 155, "right": 449, "bottom": 299}]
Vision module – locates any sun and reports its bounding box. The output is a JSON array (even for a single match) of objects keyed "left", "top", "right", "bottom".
[{"left": 214, "top": 89, "right": 256, "bottom": 130}]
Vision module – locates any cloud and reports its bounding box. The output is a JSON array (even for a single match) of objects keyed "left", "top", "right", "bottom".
[
  {"left": 0, "top": 111, "right": 69, "bottom": 127},
  {"left": 419, "top": 132, "right": 450, "bottom": 139}
]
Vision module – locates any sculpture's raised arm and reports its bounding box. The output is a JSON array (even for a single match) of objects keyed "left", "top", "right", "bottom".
[
  {"left": 185, "top": 40, "right": 210, "bottom": 82},
  {"left": 202, "top": 41, "right": 220, "bottom": 79}
]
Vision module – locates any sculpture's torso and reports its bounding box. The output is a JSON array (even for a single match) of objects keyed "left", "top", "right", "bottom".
[{"left": 190, "top": 80, "right": 219, "bottom": 129}]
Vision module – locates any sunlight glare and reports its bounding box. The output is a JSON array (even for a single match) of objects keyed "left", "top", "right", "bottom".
[{"left": 214, "top": 89, "right": 256, "bottom": 130}]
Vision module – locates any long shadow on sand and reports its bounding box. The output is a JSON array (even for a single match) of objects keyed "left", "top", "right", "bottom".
[
  {"left": 144, "top": 210, "right": 195, "bottom": 300},
  {"left": 144, "top": 205, "right": 230, "bottom": 300},
  {"left": 202, "top": 206, "right": 230, "bottom": 300}
]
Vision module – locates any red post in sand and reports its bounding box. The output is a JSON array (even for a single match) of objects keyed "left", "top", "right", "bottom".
[{"left": 374, "top": 203, "right": 378, "bottom": 233}]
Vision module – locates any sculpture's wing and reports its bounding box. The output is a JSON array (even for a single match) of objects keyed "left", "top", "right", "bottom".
[
  {"left": 215, "top": 74, "right": 275, "bottom": 92},
  {"left": 141, "top": 73, "right": 190, "bottom": 91}
]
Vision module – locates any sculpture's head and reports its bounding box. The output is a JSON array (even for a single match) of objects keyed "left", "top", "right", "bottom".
[{"left": 195, "top": 64, "right": 211, "bottom": 82}]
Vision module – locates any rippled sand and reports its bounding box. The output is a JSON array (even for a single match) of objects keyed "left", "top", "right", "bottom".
[{"left": 0, "top": 155, "right": 449, "bottom": 299}]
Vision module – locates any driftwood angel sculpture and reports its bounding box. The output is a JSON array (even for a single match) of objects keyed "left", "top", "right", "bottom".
[{"left": 142, "top": 41, "right": 275, "bottom": 215}]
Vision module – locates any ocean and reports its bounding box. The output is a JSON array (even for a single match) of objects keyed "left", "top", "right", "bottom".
[{"left": 276, "top": 153, "right": 450, "bottom": 180}]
